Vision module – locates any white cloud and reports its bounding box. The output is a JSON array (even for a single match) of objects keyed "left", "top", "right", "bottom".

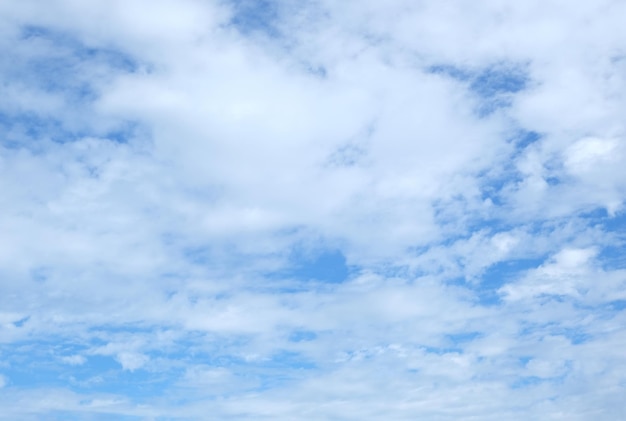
[
  {"left": 115, "top": 352, "right": 149, "bottom": 372},
  {"left": 60, "top": 354, "right": 86, "bottom": 366},
  {"left": 0, "top": 0, "right": 625, "bottom": 419}
]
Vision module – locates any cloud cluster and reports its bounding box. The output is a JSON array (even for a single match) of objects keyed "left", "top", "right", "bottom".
[{"left": 0, "top": 0, "right": 625, "bottom": 419}]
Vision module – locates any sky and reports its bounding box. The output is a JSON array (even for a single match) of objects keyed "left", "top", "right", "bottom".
[{"left": 0, "top": 0, "right": 625, "bottom": 419}]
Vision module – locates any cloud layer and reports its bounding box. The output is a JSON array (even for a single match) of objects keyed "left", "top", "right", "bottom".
[{"left": 1, "top": 0, "right": 625, "bottom": 419}]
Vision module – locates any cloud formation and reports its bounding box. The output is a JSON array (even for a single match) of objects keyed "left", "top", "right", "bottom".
[{"left": 0, "top": 0, "right": 625, "bottom": 419}]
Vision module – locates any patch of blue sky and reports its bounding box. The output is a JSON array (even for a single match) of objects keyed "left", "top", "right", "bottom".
[
  {"left": 1, "top": 364, "right": 67, "bottom": 390},
  {"left": 12, "top": 316, "right": 30, "bottom": 328},
  {"left": 554, "top": 329, "right": 591, "bottom": 345},
  {"left": 577, "top": 299, "right": 626, "bottom": 318},
  {"left": 470, "top": 66, "right": 527, "bottom": 97},
  {"left": 1, "top": 349, "right": 99, "bottom": 390},
  {"left": 1, "top": 339, "right": 71, "bottom": 361},
  {"left": 608, "top": 300, "right": 626, "bottom": 311},
  {"left": 510, "top": 129, "right": 542, "bottom": 152},
  {"left": 2, "top": 344, "right": 182, "bottom": 398},
  {"left": 0, "top": 26, "right": 140, "bottom": 146},
  {"left": 431, "top": 197, "right": 484, "bottom": 236},
  {"left": 288, "top": 329, "right": 317, "bottom": 342},
  {"left": 471, "top": 258, "right": 545, "bottom": 306},
  {"left": 0, "top": 111, "right": 140, "bottom": 149},
  {"left": 180, "top": 244, "right": 224, "bottom": 268},
  {"left": 19, "top": 25, "right": 137, "bottom": 74},
  {"left": 228, "top": 0, "right": 281, "bottom": 38},
  {"left": 428, "top": 63, "right": 529, "bottom": 116},
  {"left": 474, "top": 130, "right": 542, "bottom": 206},
  {"left": 74, "top": 366, "right": 176, "bottom": 398},
  {"left": 508, "top": 128, "right": 542, "bottom": 156},
  {"left": 435, "top": 156, "right": 537, "bottom": 228},
  {"left": 99, "top": 121, "right": 144, "bottom": 145},
  {"left": 283, "top": 248, "right": 350, "bottom": 284},
  {"left": 0, "top": 112, "right": 64, "bottom": 146},
  {"left": 227, "top": 0, "right": 330, "bottom": 80},
  {"left": 581, "top": 209, "right": 626, "bottom": 269},
  {"left": 594, "top": 208, "right": 626, "bottom": 231},
  {"left": 519, "top": 321, "right": 594, "bottom": 345},
  {"left": 436, "top": 63, "right": 528, "bottom": 96}
]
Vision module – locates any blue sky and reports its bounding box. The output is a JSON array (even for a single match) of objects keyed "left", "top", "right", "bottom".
[{"left": 1, "top": 0, "right": 626, "bottom": 419}]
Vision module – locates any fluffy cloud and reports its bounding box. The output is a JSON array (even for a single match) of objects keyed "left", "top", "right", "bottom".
[{"left": 0, "top": 0, "right": 625, "bottom": 419}]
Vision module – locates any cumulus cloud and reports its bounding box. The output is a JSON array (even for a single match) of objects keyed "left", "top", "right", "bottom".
[{"left": 0, "top": 0, "right": 625, "bottom": 419}]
